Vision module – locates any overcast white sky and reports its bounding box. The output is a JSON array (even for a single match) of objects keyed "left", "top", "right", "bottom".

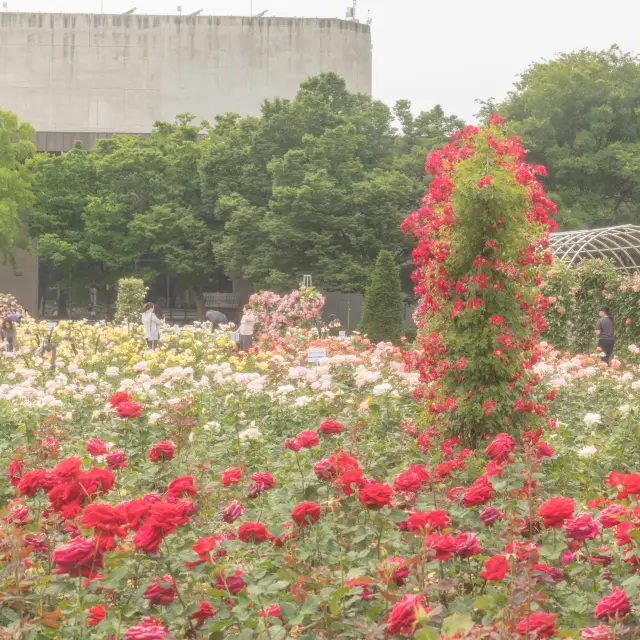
[{"left": 8, "top": 0, "right": 640, "bottom": 121}]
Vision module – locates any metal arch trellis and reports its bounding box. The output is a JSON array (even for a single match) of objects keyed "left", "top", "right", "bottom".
[{"left": 549, "top": 225, "right": 640, "bottom": 273}]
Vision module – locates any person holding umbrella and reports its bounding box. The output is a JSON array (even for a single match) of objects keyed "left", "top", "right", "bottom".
[{"left": 206, "top": 309, "right": 228, "bottom": 332}]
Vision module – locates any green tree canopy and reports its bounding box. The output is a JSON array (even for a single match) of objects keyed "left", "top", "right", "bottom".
[
  {"left": 497, "top": 45, "right": 640, "bottom": 229},
  {"left": 0, "top": 109, "right": 36, "bottom": 264},
  {"left": 209, "top": 73, "right": 425, "bottom": 293}
]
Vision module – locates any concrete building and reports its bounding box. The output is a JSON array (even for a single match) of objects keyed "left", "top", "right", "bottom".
[
  {"left": 0, "top": 12, "right": 372, "bottom": 317},
  {"left": 0, "top": 12, "right": 372, "bottom": 153}
]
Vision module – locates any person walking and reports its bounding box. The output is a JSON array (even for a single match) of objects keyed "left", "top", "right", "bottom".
[
  {"left": 206, "top": 309, "right": 228, "bottom": 333},
  {"left": 1, "top": 318, "right": 16, "bottom": 353},
  {"left": 595, "top": 305, "right": 615, "bottom": 366},
  {"left": 141, "top": 302, "right": 163, "bottom": 350},
  {"left": 238, "top": 307, "right": 256, "bottom": 351}
]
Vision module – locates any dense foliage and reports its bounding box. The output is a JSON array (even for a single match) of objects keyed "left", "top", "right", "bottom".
[
  {"left": 496, "top": 46, "right": 640, "bottom": 230},
  {"left": 115, "top": 278, "right": 148, "bottom": 327},
  {"left": 358, "top": 250, "right": 405, "bottom": 344},
  {"left": 0, "top": 109, "right": 36, "bottom": 265},
  {"left": 25, "top": 75, "right": 463, "bottom": 315},
  {"left": 543, "top": 258, "right": 640, "bottom": 352},
  {"left": 403, "top": 117, "right": 557, "bottom": 444},
  {"left": 0, "top": 319, "right": 639, "bottom": 638}
]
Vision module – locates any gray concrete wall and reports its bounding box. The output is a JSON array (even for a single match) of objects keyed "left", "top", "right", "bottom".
[
  {"left": 0, "top": 251, "right": 38, "bottom": 317},
  {"left": 0, "top": 12, "right": 372, "bottom": 147}
]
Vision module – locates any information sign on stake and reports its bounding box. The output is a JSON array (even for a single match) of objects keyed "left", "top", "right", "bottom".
[{"left": 307, "top": 347, "right": 326, "bottom": 364}]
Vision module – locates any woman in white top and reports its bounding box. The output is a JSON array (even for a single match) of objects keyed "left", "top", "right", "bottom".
[
  {"left": 141, "top": 302, "right": 163, "bottom": 349},
  {"left": 238, "top": 308, "right": 256, "bottom": 351}
]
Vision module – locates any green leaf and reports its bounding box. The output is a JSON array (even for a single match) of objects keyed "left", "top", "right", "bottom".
[{"left": 442, "top": 613, "right": 474, "bottom": 636}]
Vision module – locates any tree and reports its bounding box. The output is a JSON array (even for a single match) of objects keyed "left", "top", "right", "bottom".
[
  {"left": 497, "top": 46, "right": 640, "bottom": 229},
  {"left": 30, "top": 117, "right": 220, "bottom": 320},
  {"left": 115, "top": 277, "right": 147, "bottom": 328},
  {"left": 211, "top": 73, "right": 417, "bottom": 293},
  {"left": 404, "top": 117, "right": 556, "bottom": 444},
  {"left": 358, "top": 250, "right": 404, "bottom": 344},
  {"left": 0, "top": 109, "right": 36, "bottom": 265}
]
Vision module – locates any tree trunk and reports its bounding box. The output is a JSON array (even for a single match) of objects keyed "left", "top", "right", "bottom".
[
  {"left": 103, "top": 287, "right": 115, "bottom": 321},
  {"left": 57, "top": 291, "right": 68, "bottom": 318},
  {"left": 190, "top": 285, "right": 207, "bottom": 321}
]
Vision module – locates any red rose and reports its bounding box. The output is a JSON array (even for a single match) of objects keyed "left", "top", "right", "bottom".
[
  {"left": 80, "top": 503, "right": 128, "bottom": 551},
  {"left": 393, "top": 465, "right": 429, "bottom": 493},
  {"left": 335, "top": 468, "right": 364, "bottom": 496},
  {"left": 109, "top": 391, "right": 132, "bottom": 407},
  {"left": 148, "top": 441, "right": 175, "bottom": 462},
  {"left": 454, "top": 532, "right": 480, "bottom": 558},
  {"left": 329, "top": 451, "right": 360, "bottom": 472},
  {"left": 379, "top": 556, "right": 409, "bottom": 586},
  {"left": 426, "top": 533, "right": 458, "bottom": 560},
  {"left": 122, "top": 499, "right": 150, "bottom": 530},
  {"left": 86, "top": 605, "right": 106, "bottom": 627},
  {"left": 124, "top": 617, "right": 168, "bottom": 640},
  {"left": 8, "top": 459, "right": 24, "bottom": 486},
  {"left": 294, "top": 430, "right": 319, "bottom": 449},
  {"left": 318, "top": 419, "right": 343, "bottom": 434},
  {"left": 564, "top": 513, "right": 599, "bottom": 542},
  {"left": 132, "top": 502, "right": 192, "bottom": 554},
  {"left": 85, "top": 439, "right": 108, "bottom": 456},
  {"left": 484, "top": 433, "right": 515, "bottom": 462},
  {"left": 106, "top": 449, "right": 127, "bottom": 470},
  {"left": 515, "top": 612, "right": 557, "bottom": 638},
  {"left": 387, "top": 594, "right": 430, "bottom": 636},
  {"left": 404, "top": 509, "right": 450, "bottom": 532},
  {"left": 314, "top": 459, "right": 338, "bottom": 480},
  {"left": 165, "top": 475, "right": 197, "bottom": 501},
  {"left": 282, "top": 438, "right": 301, "bottom": 452},
  {"left": 221, "top": 500, "right": 244, "bottom": 523},
  {"left": 259, "top": 604, "right": 284, "bottom": 623},
  {"left": 215, "top": 569, "right": 246, "bottom": 595},
  {"left": 52, "top": 537, "right": 103, "bottom": 578},
  {"left": 481, "top": 555, "right": 508, "bottom": 581},
  {"left": 291, "top": 501, "right": 321, "bottom": 528},
  {"left": 594, "top": 587, "right": 630, "bottom": 620},
  {"left": 143, "top": 575, "right": 176, "bottom": 606},
  {"left": 221, "top": 467, "right": 243, "bottom": 487},
  {"left": 116, "top": 401, "right": 142, "bottom": 419},
  {"left": 358, "top": 482, "right": 394, "bottom": 509},
  {"left": 17, "top": 470, "right": 47, "bottom": 496},
  {"left": 599, "top": 505, "right": 627, "bottom": 529},
  {"left": 238, "top": 522, "right": 270, "bottom": 543},
  {"left": 462, "top": 476, "right": 493, "bottom": 507},
  {"left": 78, "top": 467, "right": 116, "bottom": 497},
  {"left": 538, "top": 497, "right": 574, "bottom": 528},
  {"left": 250, "top": 472, "right": 275, "bottom": 489},
  {"left": 479, "top": 506, "right": 504, "bottom": 526},
  {"left": 581, "top": 626, "right": 617, "bottom": 640},
  {"left": 622, "top": 473, "right": 640, "bottom": 495},
  {"left": 53, "top": 457, "right": 82, "bottom": 482},
  {"left": 190, "top": 601, "right": 215, "bottom": 627}
]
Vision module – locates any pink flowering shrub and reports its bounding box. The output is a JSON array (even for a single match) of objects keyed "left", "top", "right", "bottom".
[
  {"left": 0, "top": 292, "right": 24, "bottom": 319},
  {"left": 246, "top": 286, "right": 325, "bottom": 338}
]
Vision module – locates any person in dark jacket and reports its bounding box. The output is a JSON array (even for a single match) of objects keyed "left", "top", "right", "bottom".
[
  {"left": 206, "top": 310, "right": 228, "bottom": 332},
  {"left": 595, "top": 305, "right": 615, "bottom": 366},
  {"left": 1, "top": 318, "right": 17, "bottom": 353}
]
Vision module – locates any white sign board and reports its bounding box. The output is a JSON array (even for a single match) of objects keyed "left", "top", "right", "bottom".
[
  {"left": 338, "top": 331, "right": 346, "bottom": 339},
  {"left": 307, "top": 347, "right": 326, "bottom": 364},
  {"left": 45, "top": 322, "right": 57, "bottom": 331}
]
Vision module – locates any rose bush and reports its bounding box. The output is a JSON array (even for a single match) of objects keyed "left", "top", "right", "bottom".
[{"left": 1, "top": 123, "right": 640, "bottom": 638}]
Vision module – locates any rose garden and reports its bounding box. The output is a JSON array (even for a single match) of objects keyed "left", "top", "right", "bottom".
[{"left": 1, "top": 119, "right": 640, "bottom": 640}]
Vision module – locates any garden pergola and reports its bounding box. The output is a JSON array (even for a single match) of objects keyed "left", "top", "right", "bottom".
[{"left": 549, "top": 225, "right": 640, "bottom": 272}]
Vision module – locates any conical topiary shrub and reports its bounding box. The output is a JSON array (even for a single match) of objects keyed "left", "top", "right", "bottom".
[{"left": 358, "top": 250, "right": 404, "bottom": 344}]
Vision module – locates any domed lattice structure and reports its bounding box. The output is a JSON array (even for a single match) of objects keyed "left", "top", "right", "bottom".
[{"left": 549, "top": 225, "right": 640, "bottom": 272}]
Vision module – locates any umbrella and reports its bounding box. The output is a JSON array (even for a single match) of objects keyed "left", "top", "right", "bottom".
[{"left": 206, "top": 310, "right": 228, "bottom": 325}]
